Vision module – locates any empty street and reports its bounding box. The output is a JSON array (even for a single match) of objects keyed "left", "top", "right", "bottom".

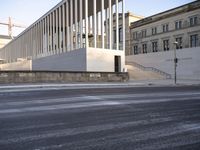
[{"left": 0, "top": 85, "right": 200, "bottom": 150}]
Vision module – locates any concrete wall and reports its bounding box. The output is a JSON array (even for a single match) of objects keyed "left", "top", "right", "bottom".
[
  {"left": 32, "top": 48, "right": 87, "bottom": 71},
  {"left": 0, "top": 48, "right": 126, "bottom": 73},
  {"left": 126, "top": 47, "right": 200, "bottom": 80},
  {"left": 0, "top": 60, "right": 32, "bottom": 71},
  {"left": 0, "top": 71, "right": 129, "bottom": 84},
  {"left": 87, "top": 48, "right": 125, "bottom": 72}
]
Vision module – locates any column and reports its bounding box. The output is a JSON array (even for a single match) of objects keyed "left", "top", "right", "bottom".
[
  {"left": 62, "top": 3, "right": 66, "bottom": 52},
  {"left": 75, "top": 0, "right": 78, "bottom": 49},
  {"left": 85, "top": 0, "right": 88, "bottom": 48},
  {"left": 116, "top": 0, "right": 119, "bottom": 50},
  {"left": 50, "top": 13, "right": 52, "bottom": 54},
  {"left": 66, "top": 0, "right": 69, "bottom": 51},
  {"left": 55, "top": 9, "right": 59, "bottom": 54},
  {"left": 101, "top": 0, "right": 104, "bottom": 49},
  {"left": 93, "top": 0, "right": 97, "bottom": 48},
  {"left": 109, "top": 0, "right": 112, "bottom": 49},
  {"left": 122, "top": 0, "right": 125, "bottom": 51},
  {"left": 59, "top": 6, "right": 62, "bottom": 53},
  {"left": 70, "top": 0, "right": 73, "bottom": 50},
  {"left": 105, "top": 8, "right": 108, "bottom": 49},
  {"left": 79, "top": 0, "right": 83, "bottom": 48},
  {"left": 48, "top": 16, "right": 50, "bottom": 55},
  {"left": 53, "top": 11, "right": 55, "bottom": 54},
  {"left": 41, "top": 20, "right": 43, "bottom": 55}
]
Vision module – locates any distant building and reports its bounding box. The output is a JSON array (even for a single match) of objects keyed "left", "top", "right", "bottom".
[
  {"left": 129, "top": 0, "right": 200, "bottom": 55},
  {"left": 106, "top": 12, "right": 143, "bottom": 55},
  {"left": 0, "top": 35, "right": 12, "bottom": 49}
]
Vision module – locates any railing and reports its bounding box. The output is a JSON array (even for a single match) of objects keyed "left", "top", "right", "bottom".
[{"left": 126, "top": 61, "right": 172, "bottom": 79}]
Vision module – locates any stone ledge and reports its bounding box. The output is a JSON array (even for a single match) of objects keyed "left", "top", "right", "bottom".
[{"left": 0, "top": 71, "right": 129, "bottom": 83}]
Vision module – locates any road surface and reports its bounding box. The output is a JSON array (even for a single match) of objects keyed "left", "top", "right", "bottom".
[{"left": 0, "top": 85, "right": 200, "bottom": 150}]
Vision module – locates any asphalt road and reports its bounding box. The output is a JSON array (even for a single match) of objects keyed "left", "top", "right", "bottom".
[{"left": 0, "top": 85, "right": 200, "bottom": 150}]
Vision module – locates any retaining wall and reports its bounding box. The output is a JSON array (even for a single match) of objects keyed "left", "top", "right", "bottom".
[{"left": 0, "top": 71, "right": 129, "bottom": 84}]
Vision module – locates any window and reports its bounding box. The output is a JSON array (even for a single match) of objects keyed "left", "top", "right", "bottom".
[
  {"left": 190, "top": 34, "right": 198, "bottom": 47},
  {"left": 152, "top": 41, "right": 158, "bottom": 52},
  {"left": 119, "top": 28, "right": 123, "bottom": 42},
  {"left": 190, "top": 16, "right": 198, "bottom": 26},
  {"left": 175, "top": 37, "right": 183, "bottom": 49},
  {"left": 141, "top": 30, "right": 147, "bottom": 38},
  {"left": 133, "top": 32, "right": 138, "bottom": 40},
  {"left": 175, "top": 21, "right": 182, "bottom": 29},
  {"left": 152, "top": 27, "right": 157, "bottom": 35},
  {"left": 113, "top": 29, "right": 116, "bottom": 43},
  {"left": 133, "top": 45, "right": 138, "bottom": 55},
  {"left": 163, "top": 39, "right": 169, "bottom": 51},
  {"left": 142, "top": 43, "right": 147, "bottom": 53},
  {"left": 162, "top": 24, "right": 169, "bottom": 32}
]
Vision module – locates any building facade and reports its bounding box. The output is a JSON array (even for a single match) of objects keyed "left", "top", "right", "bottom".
[
  {"left": 129, "top": 1, "right": 200, "bottom": 55},
  {"left": 0, "top": 0, "right": 125, "bottom": 72},
  {"left": 109, "top": 12, "right": 143, "bottom": 55}
]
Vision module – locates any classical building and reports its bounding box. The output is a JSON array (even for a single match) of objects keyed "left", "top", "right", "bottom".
[
  {"left": 129, "top": 0, "right": 200, "bottom": 55},
  {"left": 0, "top": 0, "right": 125, "bottom": 72},
  {"left": 0, "top": 35, "right": 13, "bottom": 49},
  {"left": 107, "top": 12, "right": 143, "bottom": 55}
]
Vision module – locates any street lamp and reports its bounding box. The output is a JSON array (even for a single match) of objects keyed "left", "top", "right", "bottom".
[{"left": 173, "top": 41, "right": 179, "bottom": 85}]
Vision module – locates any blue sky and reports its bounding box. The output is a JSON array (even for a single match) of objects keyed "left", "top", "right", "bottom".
[{"left": 0, "top": 0, "right": 195, "bottom": 36}]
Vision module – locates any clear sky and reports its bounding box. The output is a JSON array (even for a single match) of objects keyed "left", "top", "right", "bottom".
[{"left": 0, "top": 0, "right": 195, "bottom": 36}]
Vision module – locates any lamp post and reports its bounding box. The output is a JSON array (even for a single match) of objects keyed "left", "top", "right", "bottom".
[{"left": 173, "top": 41, "right": 178, "bottom": 85}]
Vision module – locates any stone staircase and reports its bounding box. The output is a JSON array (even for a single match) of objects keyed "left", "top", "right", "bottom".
[{"left": 126, "top": 61, "right": 172, "bottom": 80}]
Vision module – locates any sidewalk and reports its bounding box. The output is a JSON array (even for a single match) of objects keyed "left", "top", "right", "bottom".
[
  {"left": 129, "top": 79, "right": 200, "bottom": 86},
  {"left": 0, "top": 79, "right": 199, "bottom": 92}
]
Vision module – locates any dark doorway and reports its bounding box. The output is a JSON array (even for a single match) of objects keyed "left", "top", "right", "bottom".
[{"left": 114, "top": 56, "right": 121, "bottom": 72}]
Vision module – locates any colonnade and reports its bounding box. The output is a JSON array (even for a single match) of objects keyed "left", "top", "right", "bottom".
[{"left": 0, "top": 0, "right": 125, "bottom": 63}]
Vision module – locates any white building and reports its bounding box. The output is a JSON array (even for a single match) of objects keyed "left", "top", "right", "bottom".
[{"left": 0, "top": 0, "right": 125, "bottom": 72}]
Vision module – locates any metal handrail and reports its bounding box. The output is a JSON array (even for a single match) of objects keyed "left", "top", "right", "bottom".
[{"left": 126, "top": 61, "right": 172, "bottom": 79}]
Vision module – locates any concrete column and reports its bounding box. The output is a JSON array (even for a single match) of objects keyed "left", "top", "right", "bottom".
[
  {"left": 52, "top": 11, "right": 55, "bottom": 54},
  {"left": 101, "top": 0, "right": 104, "bottom": 49},
  {"left": 109, "top": 0, "right": 112, "bottom": 49},
  {"left": 36, "top": 23, "right": 38, "bottom": 57},
  {"left": 45, "top": 17, "right": 47, "bottom": 56},
  {"left": 93, "top": 0, "right": 97, "bottom": 48},
  {"left": 41, "top": 21, "right": 43, "bottom": 55},
  {"left": 122, "top": 0, "right": 125, "bottom": 51},
  {"left": 47, "top": 16, "right": 50, "bottom": 55},
  {"left": 85, "top": 0, "right": 88, "bottom": 48},
  {"left": 55, "top": 8, "right": 59, "bottom": 54},
  {"left": 79, "top": 0, "right": 83, "bottom": 48},
  {"left": 59, "top": 6, "right": 62, "bottom": 53},
  {"left": 66, "top": 0, "right": 70, "bottom": 51},
  {"left": 62, "top": 3, "right": 66, "bottom": 52},
  {"left": 70, "top": 0, "right": 73, "bottom": 51},
  {"left": 116, "top": 0, "right": 119, "bottom": 50},
  {"left": 43, "top": 19, "right": 45, "bottom": 56},
  {"left": 75, "top": 0, "right": 78, "bottom": 49},
  {"left": 88, "top": 17, "right": 91, "bottom": 35},
  {"left": 38, "top": 22, "right": 40, "bottom": 55},
  {"left": 49, "top": 14, "right": 52, "bottom": 54},
  {"left": 105, "top": 8, "right": 108, "bottom": 49}
]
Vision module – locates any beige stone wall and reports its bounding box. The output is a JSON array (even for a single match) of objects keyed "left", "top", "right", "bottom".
[
  {"left": 130, "top": 5, "right": 200, "bottom": 55},
  {"left": 0, "top": 71, "right": 129, "bottom": 83}
]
